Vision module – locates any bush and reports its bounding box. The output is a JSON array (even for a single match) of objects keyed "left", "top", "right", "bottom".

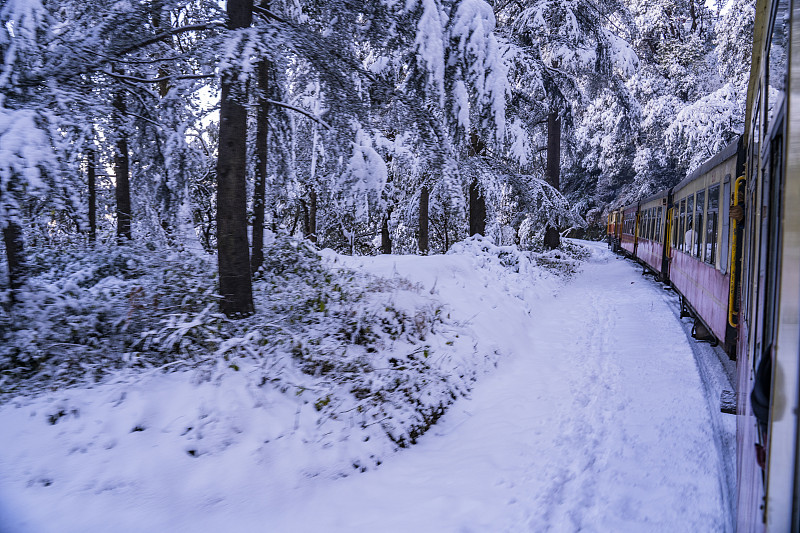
[{"left": 0, "top": 236, "right": 482, "bottom": 467}]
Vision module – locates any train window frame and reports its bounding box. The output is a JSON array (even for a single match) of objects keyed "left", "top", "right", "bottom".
[
  {"left": 720, "top": 180, "right": 730, "bottom": 273},
  {"left": 678, "top": 198, "right": 686, "bottom": 250},
  {"left": 695, "top": 189, "right": 705, "bottom": 259},
  {"left": 686, "top": 195, "right": 695, "bottom": 254},
  {"left": 706, "top": 184, "right": 720, "bottom": 265}
]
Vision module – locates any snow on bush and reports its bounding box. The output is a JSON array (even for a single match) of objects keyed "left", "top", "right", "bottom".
[
  {"left": 0, "top": 236, "right": 531, "bottom": 473},
  {"left": 450, "top": 235, "right": 587, "bottom": 295}
]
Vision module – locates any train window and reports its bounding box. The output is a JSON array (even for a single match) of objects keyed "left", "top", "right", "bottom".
[
  {"left": 648, "top": 208, "right": 654, "bottom": 240},
  {"left": 706, "top": 185, "right": 719, "bottom": 264},
  {"left": 641, "top": 209, "right": 646, "bottom": 239},
  {"left": 656, "top": 206, "right": 663, "bottom": 243},
  {"left": 685, "top": 195, "right": 694, "bottom": 253},
  {"left": 650, "top": 207, "right": 656, "bottom": 241},
  {"left": 678, "top": 198, "right": 686, "bottom": 250},
  {"left": 766, "top": 0, "right": 789, "bottom": 129},
  {"left": 643, "top": 209, "right": 648, "bottom": 239},
  {"left": 672, "top": 207, "right": 678, "bottom": 248},
  {"left": 695, "top": 190, "right": 705, "bottom": 258}
]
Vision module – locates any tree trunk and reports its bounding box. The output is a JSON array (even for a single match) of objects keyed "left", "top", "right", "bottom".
[
  {"left": 217, "top": 0, "right": 254, "bottom": 318},
  {"left": 469, "top": 179, "right": 486, "bottom": 237},
  {"left": 301, "top": 199, "right": 310, "bottom": 238},
  {"left": 151, "top": 8, "right": 171, "bottom": 98},
  {"left": 308, "top": 189, "right": 317, "bottom": 243},
  {"left": 251, "top": 56, "right": 270, "bottom": 275},
  {"left": 546, "top": 111, "right": 561, "bottom": 191},
  {"left": 543, "top": 226, "right": 560, "bottom": 250},
  {"left": 3, "top": 220, "right": 26, "bottom": 292},
  {"left": 113, "top": 90, "right": 132, "bottom": 242},
  {"left": 545, "top": 110, "right": 561, "bottom": 249},
  {"left": 87, "top": 148, "right": 97, "bottom": 243},
  {"left": 381, "top": 208, "right": 392, "bottom": 254},
  {"left": 468, "top": 133, "right": 486, "bottom": 236},
  {"left": 419, "top": 187, "right": 429, "bottom": 255}
]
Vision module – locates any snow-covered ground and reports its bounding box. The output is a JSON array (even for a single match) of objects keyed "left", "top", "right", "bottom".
[{"left": 0, "top": 241, "right": 733, "bottom": 532}]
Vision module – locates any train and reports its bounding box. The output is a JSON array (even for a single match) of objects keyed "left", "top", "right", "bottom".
[{"left": 606, "top": 0, "right": 798, "bottom": 529}]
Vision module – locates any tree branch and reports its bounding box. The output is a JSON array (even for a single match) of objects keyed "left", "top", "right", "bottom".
[
  {"left": 116, "top": 22, "right": 224, "bottom": 56},
  {"left": 104, "top": 70, "right": 214, "bottom": 84},
  {"left": 262, "top": 99, "right": 332, "bottom": 129}
]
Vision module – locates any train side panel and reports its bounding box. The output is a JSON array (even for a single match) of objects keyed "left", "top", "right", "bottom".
[
  {"left": 669, "top": 142, "right": 739, "bottom": 350},
  {"left": 669, "top": 252, "right": 731, "bottom": 342},
  {"left": 635, "top": 194, "right": 669, "bottom": 276},
  {"left": 620, "top": 205, "right": 638, "bottom": 256}
]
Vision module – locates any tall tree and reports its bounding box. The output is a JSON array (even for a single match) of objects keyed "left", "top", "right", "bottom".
[
  {"left": 113, "top": 86, "right": 132, "bottom": 242},
  {"left": 87, "top": 148, "right": 97, "bottom": 243},
  {"left": 216, "top": 0, "right": 254, "bottom": 317},
  {"left": 251, "top": 56, "right": 271, "bottom": 274},
  {"left": 419, "top": 186, "right": 429, "bottom": 255}
]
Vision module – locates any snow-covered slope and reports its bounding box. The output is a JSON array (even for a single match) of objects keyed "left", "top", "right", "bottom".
[{"left": 0, "top": 241, "right": 728, "bottom": 532}]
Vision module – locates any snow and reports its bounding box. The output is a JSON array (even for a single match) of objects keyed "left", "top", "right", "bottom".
[
  {"left": 0, "top": 241, "right": 731, "bottom": 532},
  {"left": 337, "top": 128, "right": 389, "bottom": 220}
]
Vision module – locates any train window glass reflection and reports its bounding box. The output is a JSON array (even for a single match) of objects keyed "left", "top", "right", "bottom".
[
  {"left": 638, "top": 211, "right": 643, "bottom": 237},
  {"left": 685, "top": 195, "right": 694, "bottom": 253},
  {"left": 695, "top": 190, "right": 705, "bottom": 258},
  {"left": 678, "top": 198, "right": 686, "bottom": 249},
  {"left": 766, "top": 0, "right": 789, "bottom": 128},
  {"left": 706, "top": 185, "right": 719, "bottom": 264}
]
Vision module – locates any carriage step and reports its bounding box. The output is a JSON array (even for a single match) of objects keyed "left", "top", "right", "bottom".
[{"left": 720, "top": 390, "right": 736, "bottom": 414}]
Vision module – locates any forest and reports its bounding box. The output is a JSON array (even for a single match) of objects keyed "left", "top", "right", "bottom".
[{"left": 0, "top": 0, "right": 754, "bottom": 419}]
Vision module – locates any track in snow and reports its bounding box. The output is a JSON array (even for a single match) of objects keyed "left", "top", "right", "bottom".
[{"left": 262, "top": 241, "right": 731, "bottom": 532}]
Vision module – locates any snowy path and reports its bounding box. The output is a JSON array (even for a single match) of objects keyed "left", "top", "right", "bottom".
[{"left": 263, "top": 242, "right": 727, "bottom": 532}]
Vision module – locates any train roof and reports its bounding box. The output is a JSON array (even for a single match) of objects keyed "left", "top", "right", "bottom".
[
  {"left": 672, "top": 138, "right": 740, "bottom": 194},
  {"left": 640, "top": 188, "right": 670, "bottom": 206}
]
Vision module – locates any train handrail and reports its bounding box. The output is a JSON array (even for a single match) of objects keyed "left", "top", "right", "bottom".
[
  {"left": 728, "top": 175, "right": 746, "bottom": 328},
  {"left": 666, "top": 207, "right": 674, "bottom": 259}
]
